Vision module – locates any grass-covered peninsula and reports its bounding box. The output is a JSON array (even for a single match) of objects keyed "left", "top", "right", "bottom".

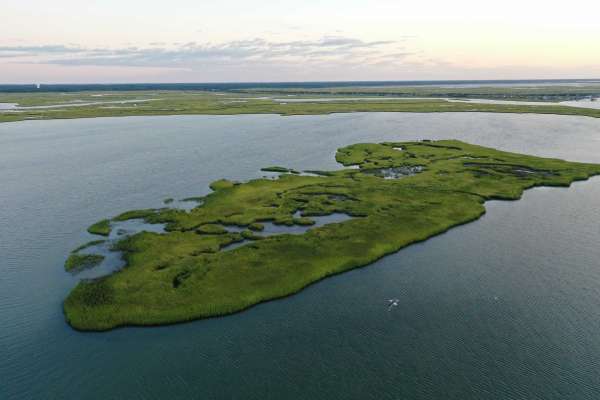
[
  {"left": 64, "top": 140, "right": 600, "bottom": 330},
  {"left": 2, "top": 89, "right": 600, "bottom": 124},
  {"left": 65, "top": 253, "right": 105, "bottom": 272}
]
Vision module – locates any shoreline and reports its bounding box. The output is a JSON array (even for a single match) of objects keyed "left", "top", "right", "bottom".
[{"left": 2, "top": 106, "right": 600, "bottom": 126}]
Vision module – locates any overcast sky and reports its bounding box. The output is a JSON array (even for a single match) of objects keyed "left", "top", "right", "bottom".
[{"left": 1, "top": 0, "right": 600, "bottom": 83}]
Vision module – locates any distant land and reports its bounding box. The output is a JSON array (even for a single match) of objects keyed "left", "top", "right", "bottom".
[
  {"left": 2, "top": 80, "right": 600, "bottom": 124},
  {"left": 1, "top": 79, "right": 600, "bottom": 93}
]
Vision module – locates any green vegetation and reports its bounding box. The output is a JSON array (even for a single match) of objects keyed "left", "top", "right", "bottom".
[
  {"left": 87, "top": 219, "right": 111, "bottom": 236},
  {"left": 65, "top": 254, "right": 105, "bottom": 272},
  {"left": 2, "top": 89, "right": 600, "bottom": 124},
  {"left": 196, "top": 224, "right": 229, "bottom": 235},
  {"left": 72, "top": 240, "right": 106, "bottom": 253},
  {"left": 239, "top": 84, "right": 600, "bottom": 102},
  {"left": 64, "top": 140, "right": 600, "bottom": 331},
  {"left": 261, "top": 166, "right": 300, "bottom": 174},
  {"left": 113, "top": 209, "right": 156, "bottom": 221},
  {"left": 241, "top": 229, "right": 265, "bottom": 240},
  {"left": 248, "top": 223, "right": 265, "bottom": 231},
  {"left": 181, "top": 196, "right": 205, "bottom": 202}
]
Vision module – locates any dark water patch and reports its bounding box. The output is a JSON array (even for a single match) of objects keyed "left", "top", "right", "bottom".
[
  {"left": 109, "top": 219, "right": 166, "bottom": 240},
  {"left": 172, "top": 271, "right": 192, "bottom": 288},
  {"left": 464, "top": 162, "right": 557, "bottom": 178},
  {"left": 261, "top": 166, "right": 300, "bottom": 174},
  {"left": 219, "top": 239, "right": 250, "bottom": 252},
  {"left": 327, "top": 194, "right": 357, "bottom": 202},
  {"left": 72, "top": 239, "right": 106, "bottom": 253},
  {"left": 73, "top": 219, "right": 167, "bottom": 279},
  {"left": 75, "top": 242, "right": 126, "bottom": 280},
  {"left": 220, "top": 212, "right": 353, "bottom": 251},
  {"left": 259, "top": 212, "right": 352, "bottom": 236},
  {"left": 362, "top": 165, "right": 424, "bottom": 179}
]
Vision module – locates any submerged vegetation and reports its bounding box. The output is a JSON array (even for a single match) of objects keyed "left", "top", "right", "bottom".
[{"left": 64, "top": 140, "right": 600, "bottom": 330}]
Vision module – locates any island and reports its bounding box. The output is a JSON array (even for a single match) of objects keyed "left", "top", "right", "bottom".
[
  {"left": 63, "top": 140, "right": 600, "bottom": 330},
  {"left": 2, "top": 86, "right": 600, "bottom": 124}
]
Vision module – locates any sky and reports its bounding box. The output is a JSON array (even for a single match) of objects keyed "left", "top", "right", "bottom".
[{"left": 1, "top": 0, "right": 600, "bottom": 83}]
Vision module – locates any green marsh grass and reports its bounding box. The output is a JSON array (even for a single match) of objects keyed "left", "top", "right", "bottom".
[{"left": 64, "top": 140, "right": 600, "bottom": 330}]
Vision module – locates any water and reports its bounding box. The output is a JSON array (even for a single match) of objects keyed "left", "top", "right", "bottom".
[
  {"left": 221, "top": 213, "right": 354, "bottom": 251},
  {"left": 272, "top": 97, "right": 600, "bottom": 110},
  {"left": 561, "top": 98, "right": 600, "bottom": 110},
  {"left": 451, "top": 98, "right": 600, "bottom": 109},
  {"left": 74, "top": 219, "right": 168, "bottom": 279},
  {"left": 2, "top": 112, "right": 600, "bottom": 399},
  {"left": 0, "top": 99, "right": 157, "bottom": 112}
]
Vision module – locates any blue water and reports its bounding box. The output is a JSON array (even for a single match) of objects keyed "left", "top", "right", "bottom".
[{"left": 2, "top": 112, "right": 600, "bottom": 399}]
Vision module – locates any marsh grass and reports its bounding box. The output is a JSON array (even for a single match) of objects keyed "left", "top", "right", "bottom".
[
  {"left": 3, "top": 90, "right": 600, "bottom": 125},
  {"left": 261, "top": 166, "right": 300, "bottom": 174},
  {"left": 71, "top": 240, "right": 106, "bottom": 253},
  {"left": 64, "top": 140, "right": 600, "bottom": 330},
  {"left": 65, "top": 254, "right": 105, "bottom": 272},
  {"left": 87, "top": 219, "right": 111, "bottom": 236}
]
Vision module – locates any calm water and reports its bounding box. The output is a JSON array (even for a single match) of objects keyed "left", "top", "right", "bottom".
[{"left": 2, "top": 113, "right": 600, "bottom": 400}]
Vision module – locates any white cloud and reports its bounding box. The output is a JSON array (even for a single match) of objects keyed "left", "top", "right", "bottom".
[{"left": 0, "top": 36, "right": 414, "bottom": 71}]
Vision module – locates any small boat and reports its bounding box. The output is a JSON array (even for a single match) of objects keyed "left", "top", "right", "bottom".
[{"left": 387, "top": 298, "right": 399, "bottom": 310}]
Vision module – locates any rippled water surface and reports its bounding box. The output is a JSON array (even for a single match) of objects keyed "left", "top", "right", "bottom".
[{"left": 2, "top": 113, "right": 600, "bottom": 400}]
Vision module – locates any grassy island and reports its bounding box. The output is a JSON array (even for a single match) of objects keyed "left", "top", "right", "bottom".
[
  {"left": 64, "top": 140, "right": 600, "bottom": 330},
  {"left": 65, "top": 254, "right": 105, "bottom": 272},
  {"left": 2, "top": 89, "right": 600, "bottom": 124},
  {"left": 87, "top": 219, "right": 111, "bottom": 236}
]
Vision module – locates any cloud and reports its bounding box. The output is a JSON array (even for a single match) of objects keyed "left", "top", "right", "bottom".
[
  {"left": 0, "top": 36, "right": 413, "bottom": 70},
  {"left": 0, "top": 44, "right": 85, "bottom": 57}
]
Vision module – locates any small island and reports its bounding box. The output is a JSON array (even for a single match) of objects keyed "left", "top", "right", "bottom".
[{"left": 64, "top": 140, "right": 600, "bottom": 330}]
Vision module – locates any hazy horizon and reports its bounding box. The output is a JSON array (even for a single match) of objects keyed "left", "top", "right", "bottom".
[{"left": 3, "top": 79, "right": 600, "bottom": 88}]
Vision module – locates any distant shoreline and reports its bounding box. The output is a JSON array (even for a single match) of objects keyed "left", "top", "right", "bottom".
[{"left": 2, "top": 79, "right": 600, "bottom": 93}]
